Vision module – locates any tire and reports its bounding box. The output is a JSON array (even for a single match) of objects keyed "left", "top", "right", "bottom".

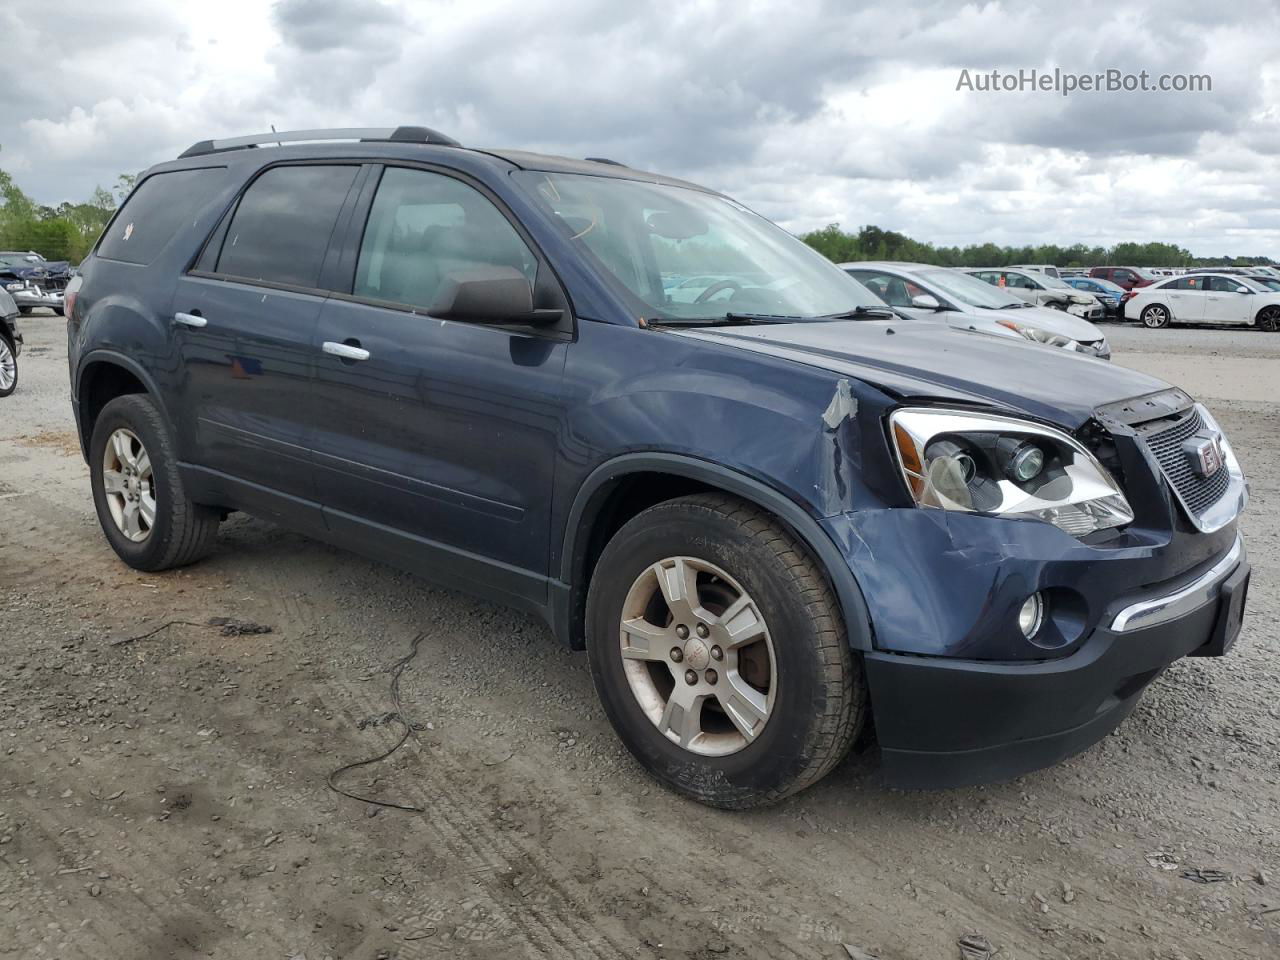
[
  {"left": 586, "top": 493, "right": 865, "bottom": 808},
  {"left": 53, "top": 305, "right": 65, "bottom": 317},
  {"left": 18, "top": 306, "right": 32, "bottom": 316},
  {"left": 1141, "top": 304, "right": 1171, "bottom": 329},
  {"left": 0, "top": 334, "right": 16, "bottom": 397},
  {"left": 89, "top": 393, "right": 220, "bottom": 571},
  {"left": 1258, "top": 306, "right": 1280, "bottom": 332}
]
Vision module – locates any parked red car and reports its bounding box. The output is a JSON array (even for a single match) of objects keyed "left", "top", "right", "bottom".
[{"left": 1089, "top": 266, "right": 1157, "bottom": 291}]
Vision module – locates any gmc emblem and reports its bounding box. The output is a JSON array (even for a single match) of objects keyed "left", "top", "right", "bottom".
[{"left": 1184, "top": 433, "right": 1225, "bottom": 478}]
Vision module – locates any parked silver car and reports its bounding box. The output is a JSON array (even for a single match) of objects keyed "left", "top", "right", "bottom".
[
  {"left": 842, "top": 261, "right": 1110, "bottom": 359},
  {"left": 967, "top": 267, "right": 1105, "bottom": 321}
]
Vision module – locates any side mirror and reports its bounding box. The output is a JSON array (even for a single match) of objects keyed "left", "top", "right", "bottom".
[
  {"left": 910, "top": 293, "right": 942, "bottom": 310},
  {"left": 429, "top": 266, "right": 560, "bottom": 324},
  {"left": 1236, "top": 286, "right": 1251, "bottom": 294}
]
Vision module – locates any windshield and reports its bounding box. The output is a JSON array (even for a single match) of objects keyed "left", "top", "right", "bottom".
[
  {"left": 514, "top": 172, "right": 885, "bottom": 320},
  {"left": 1074, "top": 277, "right": 1124, "bottom": 295},
  {"left": 1036, "top": 272, "right": 1074, "bottom": 289},
  {"left": 0, "top": 255, "right": 36, "bottom": 267},
  {"left": 916, "top": 268, "right": 1025, "bottom": 309}
]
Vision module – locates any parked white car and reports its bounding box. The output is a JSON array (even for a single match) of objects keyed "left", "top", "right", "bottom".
[
  {"left": 1008, "top": 263, "right": 1062, "bottom": 279},
  {"left": 966, "top": 267, "right": 1105, "bottom": 321},
  {"left": 842, "top": 261, "right": 1110, "bottom": 359},
  {"left": 1124, "top": 273, "right": 1280, "bottom": 330}
]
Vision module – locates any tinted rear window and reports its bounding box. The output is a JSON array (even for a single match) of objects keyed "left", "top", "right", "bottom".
[
  {"left": 97, "top": 168, "right": 227, "bottom": 265},
  {"left": 215, "top": 165, "right": 359, "bottom": 288}
]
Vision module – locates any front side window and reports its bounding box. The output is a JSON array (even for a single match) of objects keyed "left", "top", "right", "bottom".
[
  {"left": 353, "top": 168, "right": 537, "bottom": 311},
  {"left": 216, "top": 165, "right": 359, "bottom": 288},
  {"left": 1206, "top": 275, "right": 1249, "bottom": 292},
  {"left": 514, "top": 171, "right": 883, "bottom": 321},
  {"left": 1005, "top": 272, "right": 1037, "bottom": 289}
]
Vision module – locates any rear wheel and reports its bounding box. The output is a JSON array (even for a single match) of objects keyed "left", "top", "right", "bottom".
[
  {"left": 0, "top": 335, "right": 16, "bottom": 397},
  {"left": 1258, "top": 306, "right": 1280, "bottom": 332},
  {"left": 89, "top": 394, "right": 220, "bottom": 571},
  {"left": 586, "top": 493, "right": 864, "bottom": 808},
  {"left": 1141, "top": 304, "right": 1171, "bottom": 328}
]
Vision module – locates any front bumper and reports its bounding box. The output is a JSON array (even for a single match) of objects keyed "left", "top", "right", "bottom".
[
  {"left": 1067, "top": 302, "right": 1105, "bottom": 321},
  {"left": 863, "top": 536, "right": 1249, "bottom": 788},
  {"left": 13, "top": 285, "right": 64, "bottom": 310}
]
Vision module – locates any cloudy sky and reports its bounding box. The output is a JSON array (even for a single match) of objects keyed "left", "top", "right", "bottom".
[{"left": 3, "top": 0, "right": 1279, "bottom": 255}]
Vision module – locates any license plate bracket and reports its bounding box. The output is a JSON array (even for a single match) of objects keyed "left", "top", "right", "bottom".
[{"left": 1191, "top": 563, "right": 1250, "bottom": 657}]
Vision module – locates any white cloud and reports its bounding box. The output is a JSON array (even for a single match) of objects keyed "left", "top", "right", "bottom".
[{"left": 3, "top": 0, "right": 1279, "bottom": 257}]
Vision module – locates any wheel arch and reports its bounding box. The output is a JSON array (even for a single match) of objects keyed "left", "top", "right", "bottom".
[
  {"left": 556, "top": 453, "right": 874, "bottom": 653},
  {"left": 76, "top": 351, "right": 171, "bottom": 461}
]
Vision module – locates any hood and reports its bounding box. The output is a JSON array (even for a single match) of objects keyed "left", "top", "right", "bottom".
[
  {"left": 0, "top": 260, "right": 70, "bottom": 278},
  {"left": 976, "top": 303, "right": 1105, "bottom": 343},
  {"left": 671, "top": 319, "right": 1169, "bottom": 429}
]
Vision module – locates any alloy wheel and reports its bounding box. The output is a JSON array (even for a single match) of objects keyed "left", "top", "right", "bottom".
[
  {"left": 1143, "top": 305, "right": 1168, "bottom": 328},
  {"left": 102, "top": 428, "right": 156, "bottom": 542},
  {"left": 1259, "top": 307, "right": 1280, "bottom": 332},
  {"left": 617, "top": 556, "right": 776, "bottom": 756}
]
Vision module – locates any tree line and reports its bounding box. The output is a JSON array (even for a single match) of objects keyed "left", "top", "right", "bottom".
[
  {"left": 800, "top": 224, "right": 1277, "bottom": 269},
  {"left": 0, "top": 164, "right": 135, "bottom": 264}
]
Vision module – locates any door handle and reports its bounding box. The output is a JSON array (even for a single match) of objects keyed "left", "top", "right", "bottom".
[
  {"left": 174, "top": 311, "right": 207, "bottom": 328},
  {"left": 322, "top": 341, "right": 371, "bottom": 361}
]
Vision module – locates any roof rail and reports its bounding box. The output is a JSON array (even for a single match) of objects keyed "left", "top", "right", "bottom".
[
  {"left": 177, "top": 126, "right": 461, "bottom": 159},
  {"left": 584, "top": 157, "right": 626, "bottom": 166}
]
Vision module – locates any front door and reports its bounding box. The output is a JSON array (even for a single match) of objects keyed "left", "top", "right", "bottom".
[
  {"left": 171, "top": 163, "right": 362, "bottom": 518},
  {"left": 308, "top": 165, "right": 568, "bottom": 603},
  {"left": 1203, "top": 276, "right": 1252, "bottom": 325}
]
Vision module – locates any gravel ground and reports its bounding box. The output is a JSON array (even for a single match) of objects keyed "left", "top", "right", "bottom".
[{"left": 1, "top": 311, "right": 1277, "bottom": 959}]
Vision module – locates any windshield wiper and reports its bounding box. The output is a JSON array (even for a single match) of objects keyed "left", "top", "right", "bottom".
[
  {"left": 653, "top": 312, "right": 806, "bottom": 327},
  {"left": 999, "top": 302, "right": 1032, "bottom": 309},
  {"left": 820, "top": 305, "right": 895, "bottom": 319}
]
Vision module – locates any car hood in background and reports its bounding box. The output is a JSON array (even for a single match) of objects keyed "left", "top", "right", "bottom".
[
  {"left": 671, "top": 319, "right": 1166, "bottom": 428},
  {"left": 969, "top": 303, "right": 1105, "bottom": 342}
]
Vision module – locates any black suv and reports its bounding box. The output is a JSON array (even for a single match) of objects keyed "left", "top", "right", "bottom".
[{"left": 67, "top": 128, "right": 1249, "bottom": 807}]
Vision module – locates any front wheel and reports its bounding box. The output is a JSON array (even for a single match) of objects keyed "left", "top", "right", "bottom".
[
  {"left": 0, "top": 335, "right": 16, "bottom": 397},
  {"left": 89, "top": 393, "right": 221, "bottom": 571},
  {"left": 586, "top": 494, "right": 865, "bottom": 808},
  {"left": 1258, "top": 306, "right": 1280, "bottom": 332},
  {"left": 1142, "top": 304, "right": 1171, "bottom": 328}
]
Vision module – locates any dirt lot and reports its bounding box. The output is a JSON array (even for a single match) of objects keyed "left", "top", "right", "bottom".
[{"left": 2, "top": 314, "right": 1277, "bottom": 960}]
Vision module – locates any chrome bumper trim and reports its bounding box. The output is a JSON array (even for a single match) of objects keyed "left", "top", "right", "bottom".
[{"left": 1110, "top": 535, "right": 1244, "bottom": 633}]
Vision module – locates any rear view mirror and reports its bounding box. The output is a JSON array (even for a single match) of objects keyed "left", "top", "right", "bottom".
[
  {"left": 910, "top": 293, "right": 941, "bottom": 310},
  {"left": 430, "top": 266, "right": 560, "bottom": 324}
]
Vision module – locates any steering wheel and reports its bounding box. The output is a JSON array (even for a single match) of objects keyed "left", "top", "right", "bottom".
[{"left": 694, "top": 279, "right": 743, "bottom": 304}]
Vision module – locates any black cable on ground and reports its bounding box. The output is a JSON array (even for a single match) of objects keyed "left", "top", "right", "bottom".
[{"left": 326, "top": 632, "right": 429, "bottom": 813}]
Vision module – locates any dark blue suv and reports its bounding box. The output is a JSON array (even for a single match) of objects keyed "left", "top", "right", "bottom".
[{"left": 66, "top": 128, "right": 1250, "bottom": 807}]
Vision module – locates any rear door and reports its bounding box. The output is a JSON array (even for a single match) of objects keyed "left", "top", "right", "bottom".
[
  {"left": 307, "top": 164, "right": 569, "bottom": 603},
  {"left": 1162, "top": 277, "right": 1206, "bottom": 323},
  {"left": 172, "top": 163, "right": 363, "bottom": 521},
  {"left": 1203, "top": 275, "right": 1252, "bottom": 324}
]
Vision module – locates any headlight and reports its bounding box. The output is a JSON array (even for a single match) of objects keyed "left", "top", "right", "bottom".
[
  {"left": 889, "top": 408, "right": 1134, "bottom": 538},
  {"left": 1070, "top": 294, "right": 1093, "bottom": 304},
  {"left": 996, "top": 319, "right": 1081, "bottom": 351},
  {"left": 4, "top": 282, "right": 23, "bottom": 292}
]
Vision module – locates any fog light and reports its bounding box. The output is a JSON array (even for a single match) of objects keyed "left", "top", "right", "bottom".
[{"left": 1018, "top": 593, "right": 1045, "bottom": 638}]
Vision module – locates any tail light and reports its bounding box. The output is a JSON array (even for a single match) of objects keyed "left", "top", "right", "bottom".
[{"left": 64, "top": 275, "right": 82, "bottom": 320}]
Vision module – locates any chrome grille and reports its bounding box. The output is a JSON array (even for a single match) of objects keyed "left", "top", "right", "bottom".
[{"left": 1142, "top": 408, "right": 1230, "bottom": 516}]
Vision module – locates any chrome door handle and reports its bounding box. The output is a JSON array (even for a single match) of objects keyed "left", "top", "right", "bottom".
[
  {"left": 174, "top": 312, "right": 207, "bottom": 328},
  {"left": 322, "top": 341, "right": 370, "bottom": 361}
]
